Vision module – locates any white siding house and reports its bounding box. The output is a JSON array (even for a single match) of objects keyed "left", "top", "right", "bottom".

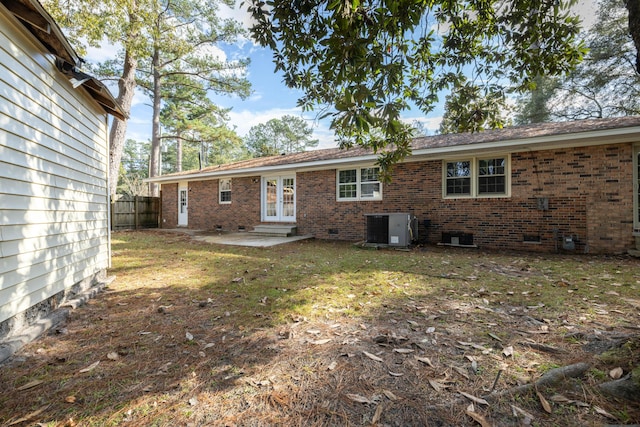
[{"left": 0, "top": 0, "right": 123, "bottom": 339}]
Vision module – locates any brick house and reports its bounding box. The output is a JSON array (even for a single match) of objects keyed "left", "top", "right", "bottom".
[{"left": 147, "top": 116, "right": 640, "bottom": 254}]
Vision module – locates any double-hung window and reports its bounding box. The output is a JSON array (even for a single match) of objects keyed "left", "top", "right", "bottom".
[
  {"left": 443, "top": 156, "right": 509, "bottom": 198},
  {"left": 219, "top": 178, "right": 231, "bottom": 203},
  {"left": 337, "top": 167, "right": 382, "bottom": 201}
]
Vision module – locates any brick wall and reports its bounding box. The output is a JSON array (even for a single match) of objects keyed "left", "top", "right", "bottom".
[
  {"left": 161, "top": 183, "right": 178, "bottom": 227},
  {"left": 187, "top": 177, "right": 262, "bottom": 230},
  {"left": 160, "top": 142, "right": 635, "bottom": 254}
]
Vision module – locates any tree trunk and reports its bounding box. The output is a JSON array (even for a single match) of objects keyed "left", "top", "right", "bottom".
[
  {"left": 149, "top": 47, "right": 162, "bottom": 197},
  {"left": 177, "top": 130, "right": 183, "bottom": 172},
  {"left": 627, "top": 0, "right": 640, "bottom": 74},
  {"left": 108, "top": 50, "right": 138, "bottom": 197}
]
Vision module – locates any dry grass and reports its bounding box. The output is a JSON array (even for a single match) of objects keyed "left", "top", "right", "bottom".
[{"left": 0, "top": 230, "right": 639, "bottom": 426}]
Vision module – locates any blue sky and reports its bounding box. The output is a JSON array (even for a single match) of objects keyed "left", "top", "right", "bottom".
[
  {"left": 117, "top": 34, "right": 443, "bottom": 151},
  {"left": 90, "top": 0, "right": 597, "bottom": 151}
]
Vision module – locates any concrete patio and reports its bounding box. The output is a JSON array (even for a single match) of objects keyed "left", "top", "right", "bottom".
[{"left": 161, "top": 229, "right": 314, "bottom": 248}]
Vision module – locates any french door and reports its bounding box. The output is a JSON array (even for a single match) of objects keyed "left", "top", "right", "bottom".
[{"left": 262, "top": 175, "right": 295, "bottom": 222}]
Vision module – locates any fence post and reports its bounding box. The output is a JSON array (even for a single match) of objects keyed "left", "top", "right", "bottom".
[{"left": 134, "top": 195, "right": 139, "bottom": 230}]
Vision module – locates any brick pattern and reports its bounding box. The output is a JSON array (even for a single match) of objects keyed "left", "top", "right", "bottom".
[{"left": 160, "top": 143, "right": 635, "bottom": 254}]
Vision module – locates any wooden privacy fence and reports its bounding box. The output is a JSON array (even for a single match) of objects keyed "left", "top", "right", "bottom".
[{"left": 111, "top": 196, "right": 160, "bottom": 230}]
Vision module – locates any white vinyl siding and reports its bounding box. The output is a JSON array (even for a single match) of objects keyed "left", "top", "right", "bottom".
[{"left": 0, "top": 10, "right": 110, "bottom": 323}]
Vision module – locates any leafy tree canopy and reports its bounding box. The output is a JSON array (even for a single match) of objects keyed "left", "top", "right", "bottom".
[
  {"left": 160, "top": 74, "right": 248, "bottom": 172},
  {"left": 245, "top": 0, "right": 585, "bottom": 177},
  {"left": 245, "top": 115, "right": 319, "bottom": 157},
  {"left": 439, "top": 79, "right": 512, "bottom": 133},
  {"left": 514, "top": 0, "right": 640, "bottom": 123}
]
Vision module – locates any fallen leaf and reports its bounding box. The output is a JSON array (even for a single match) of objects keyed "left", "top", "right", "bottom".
[
  {"left": 549, "top": 394, "right": 572, "bottom": 403},
  {"left": 466, "top": 404, "right": 492, "bottom": 427},
  {"left": 459, "top": 391, "right": 489, "bottom": 406},
  {"left": 415, "top": 356, "right": 434, "bottom": 367},
  {"left": 393, "top": 348, "right": 414, "bottom": 354},
  {"left": 79, "top": 361, "right": 100, "bottom": 373},
  {"left": 566, "top": 399, "right": 589, "bottom": 407},
  {"left": 537, "top": 391, "right": 552, "bottom": 413},
  {"left": 372, "top": 404, "right": 384, "bottom": 424},
  {"left": 609, "top": 367, "right": 623, "bottom": 379},
  {"left": 488, "top": 332, "right": 502, "bottom": 342},
  {"left": 452, "top": 365, "right": 470, "bottom": 380},
  {"left": 511, "top": 404, "right": 535, "bottom": 421},
  {"left": 428, "top": 379, "right": 447, "bottom": 392},
  {"left": 388, "top": 371, "right": 404, "bottom": 377},
  {"left": 346, "top": 393, "right": 370, "bottom": 404},
  {"left": 17, "top": 380, "right": 44, "bottom": 391},
  {"left": 363, "top": 351, "right": 384, "bottom": 362},
  {"left": 7, "top": 404, "right": 50, "bottom": 426},
  {"left": 310, "top": 338, "right": 332, "bottom": 345},
  {"left": 502, "top": 346, "right": 514, "bottom": 358},
  {"left": 382, "top": 389, "right": 399, "bottom": 401},
  {"left": 594, "top": 405, "right": 617, "bottom": 420}
]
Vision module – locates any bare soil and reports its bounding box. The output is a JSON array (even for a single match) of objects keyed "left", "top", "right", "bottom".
[{"left": 0, "top": 230, "right": 639, "bottom": 426}]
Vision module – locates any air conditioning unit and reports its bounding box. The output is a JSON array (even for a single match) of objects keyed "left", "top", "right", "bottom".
[{"left": 365, "top": 213, "right": 417, "bottom": 247}]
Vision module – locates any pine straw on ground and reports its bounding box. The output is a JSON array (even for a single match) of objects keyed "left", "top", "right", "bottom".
[{"left": 0, "top": 230, "right": 639, "bottom": 427}]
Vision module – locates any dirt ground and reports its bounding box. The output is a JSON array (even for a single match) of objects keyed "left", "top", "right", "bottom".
[{"left": 0, "top": 231, "right": 639, "bottom": 426}]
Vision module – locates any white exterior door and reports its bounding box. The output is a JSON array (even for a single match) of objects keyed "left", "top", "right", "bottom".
[
  {"left": 178, "top": 182, "right": 188, "bottom": 226},
  {"left": 262, "top": 175, "right": 296, "bottom": 222}
]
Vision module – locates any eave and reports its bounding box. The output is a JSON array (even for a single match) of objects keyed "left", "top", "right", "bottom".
[{"left": 0, "top": 0, "right": 126, "bottom": 120}]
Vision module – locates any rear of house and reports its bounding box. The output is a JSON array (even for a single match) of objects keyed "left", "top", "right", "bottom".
[
  {"left": 149, "top": 116, "right": 640, "bottom": 256},
  {"left": 0, "top": 0, "right": 123, "bottom": 340}
]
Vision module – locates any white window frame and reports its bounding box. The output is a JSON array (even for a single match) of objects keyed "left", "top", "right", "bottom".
[
  {"left": 442, "top": 155, "right": 511, "bottom": 199},
  {"left": 336, "top": 166, "right": 383, "bottom": 201},
  {"left": 219, "top": 178, "right": 232, "bottom": 204}
]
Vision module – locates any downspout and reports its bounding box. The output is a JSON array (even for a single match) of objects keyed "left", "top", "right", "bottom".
[{"left": 105, "top": 115, "right": 112, "bottom": 269}]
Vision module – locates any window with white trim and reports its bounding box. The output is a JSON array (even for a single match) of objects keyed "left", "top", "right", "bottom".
[
  {"left": 337, "top": 167, "right": 382, "bottom": 201},
  {"left": 219, "top": 178, "right": 231, "bottom": 203},
  {"left": 443, "top": 156, "right": 509, "bottom": 198}
]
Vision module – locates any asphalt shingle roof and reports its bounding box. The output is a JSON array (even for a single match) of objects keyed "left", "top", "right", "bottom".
[{"left": 158, "top": 116, "right": 640, "bottom": 179}]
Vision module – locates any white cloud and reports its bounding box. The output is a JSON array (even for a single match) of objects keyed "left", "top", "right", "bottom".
[
  {"left": 401, "top": 115, "right": 443, "bottom": 135},
  {"left": 227, "top": 107, "right": 337, "bottom": 149},
  {"left": 574, "top": 0, "right": 598, "bottom": 28},
  {"left": 83, "top": 38, "right": 119, "bottom": 62}
]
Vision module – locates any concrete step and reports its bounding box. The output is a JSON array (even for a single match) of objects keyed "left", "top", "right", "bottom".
[{"left": 250, "top": 224, "right": 297, "bottom": 237}]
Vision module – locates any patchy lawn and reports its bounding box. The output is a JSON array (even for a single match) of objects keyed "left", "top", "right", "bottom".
[{"left": 1, "top": 230, "right": 639, "bottom": 426}]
